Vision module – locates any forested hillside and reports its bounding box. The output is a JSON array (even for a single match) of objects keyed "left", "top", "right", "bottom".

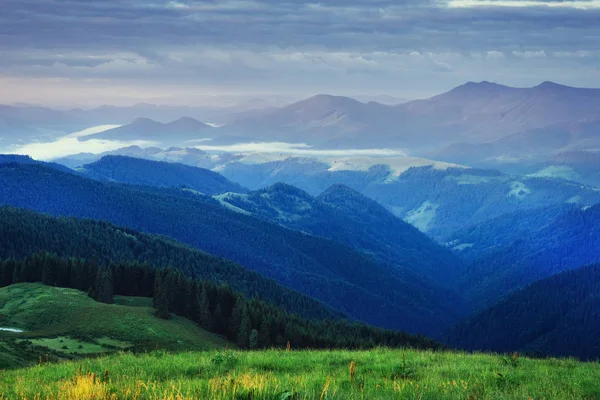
[
  {"left": 1, "top": 256, "right": 439, "bottom": 353},
  {"left": 444, "top": 204, "right": 574, "bottom": 263},
  {"left": 0, "top": 164, "right": 466, "bottom": 336},
  {"left": 446, "top": 264, "right": 600, "bottom": 360},
  {"left": 216, "top": 161, "right": 600, "bottom": 239},
  {"left": 0, "top": 206, "right": 337, "bottom": 320},
  {"left": 363, "top": 166, "right": 600, "bottom": 239},
  {"left": 456, "top": 203, "right": 600, "bottom": 305},
  {"left": 216, "top": 183, "right": 464, "bottom": 286},
  {"left": 81, "top": 155, "right": 247, "bottom": 195},
  {"left": 0, "top": 154, "right": 76, "bottom": 175}
]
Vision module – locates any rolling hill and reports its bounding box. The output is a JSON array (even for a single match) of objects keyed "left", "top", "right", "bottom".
[
  {"left": 0, "top": 206, "right": 338, "bottom": 321},
  {"left": 83, "top": 117, "right": 214, "bottom": 144},
  {"left": 446, "top": 264, "right": 600, "bottom": 360},
  {"left": 449, "top": 203, "right": 600, "bottom": 305},
  {"left": 80, "top": 155, "right": 247, "bottom": 195},
  {"left": 463, "top": 204, "right": 600, "bottom": 300},
  {"left": 216, "top": 183, "right": 464, "bottom": 287},
  {"left": 0, "top": 164, "right": 466, "bottom": 336},
  {"left": 217, "top": 161, "right": 600, "bottom": 240},
  {"left": 0, "top": 283, "right": 229, "bottom": 368}
]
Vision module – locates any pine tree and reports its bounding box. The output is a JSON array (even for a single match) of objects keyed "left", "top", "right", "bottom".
[
  {"left": 213, "top": 304, "right": 225, "bottom": 334},
  {"left": 89, "top": 268, "right": 103, "bottom": 300},
  {"left": 98, "top": 268, "right": 114, "bottom": 304},
  {"left": 258, "top": 316, "right": 272, "bottom": 348},
  {"left": 153, "top": 271, "right": 171, "bottom": 319},
  {"left": 249, "top": 329, "right": 259, "bottom": 349},
  {"left": 42, "top": 257, "right": 56, "bottom": 286},
  {"left": 237, "top": 309, "right": 251, "bottom": 348},
  {"left": 229, "top": 297, "right": 245, "bottom": 339},
  {"left": 196, "top": 283, "right": 214, "bottom": 330}
]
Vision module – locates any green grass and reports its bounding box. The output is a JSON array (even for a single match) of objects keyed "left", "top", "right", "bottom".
[
  {"left": 114, "top": 296, "right": 154, "bottom": 308},
  {"left": 1, "top": 284, "right": 599, "bottom": 399},
  {"left": 0, "top": 283, "right": 229, "bottom": 368},
  {"left": 25, "top": 337, "right": 131, "bottom": 355},
  {"left": 0, "top": 349, "right": 599, "bottom": 399}
]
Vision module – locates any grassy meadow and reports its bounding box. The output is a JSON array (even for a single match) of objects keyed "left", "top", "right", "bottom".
[
  {"left": 0, "top": 284, "right": 228, "bottom": 368},
  {"left": 1, "top": 283, "right": 599, "bottom": 399},
  {"left": 1, "top": 348, "right": 599, "bottom": 399}
]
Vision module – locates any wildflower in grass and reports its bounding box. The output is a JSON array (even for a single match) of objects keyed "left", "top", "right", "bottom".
[
  {"left": 59, "top": 372, "right": 108, "bottom": 399},
  {"left": 349, "top": 361, "right": 356, "bottom": 382},
  {"left": 320, "top": 378, "right": 331, "bottom": 400}
]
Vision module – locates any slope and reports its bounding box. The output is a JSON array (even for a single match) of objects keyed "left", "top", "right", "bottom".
[
  {"left": 0, "top": 165, "right": 464, "bottom": 336},
  {"left": 216, "top": 183, "right": 464, "bottom": 287},
  {"left": 455, "top": 203, "right": 600, "bottom": 305},
  {"left": 362, "top": 166, "right": 600, "bottom": 239},
  {"left": 446, "top": 264, "right": 600, "bottom": 360},
  {"left": 80, "top": 155, "right": 247, "bottom": 195},
  {"left": 84, "top": 117, "right": 214, "bottom": 145},
  {"left": 0, "top": 206, "right": 337, "bottom": 321},
  {"left": 0, "top": 283, "right": 229, "bottom": 368},
  {"left": 0, "top": 154, "right": 77, "bottom": 175}
]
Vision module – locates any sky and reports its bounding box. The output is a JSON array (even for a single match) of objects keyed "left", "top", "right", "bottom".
[{"left": 2, "top": 0, "right": 600, "bottom": 107}]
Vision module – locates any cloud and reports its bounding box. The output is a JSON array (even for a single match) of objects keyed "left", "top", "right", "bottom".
[
  {"left": 194, "top": 141, "right": 408, "bottom": 157},
  {"left": 5, "top": 125, "right": 156, "bottom": 160},
  {"left": 67, "top": 125, "right": 123, "bottom": 138},
  {"left": 1, "top": 0, "right": 600, "bottom": 104}
]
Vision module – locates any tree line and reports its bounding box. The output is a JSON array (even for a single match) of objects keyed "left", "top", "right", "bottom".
[{"left": 0, "top": 253, "right": 442, "bottom": 351}]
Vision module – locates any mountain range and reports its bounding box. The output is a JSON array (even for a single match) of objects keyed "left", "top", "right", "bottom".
[
  {"left": 218, "top": 81, "right": 600, "bottom": 155},
  {"left": 52, "top": 149, "right": 600, "bottom": 242},
  {"left": 214, "top": 182, "right": 463, "bottom": 287},
  {"left": 4, "top": 81, "right": 600, "bottom": 173},
  {"left": 214, "top": 160, "right": 600, "bottom": 240},
  {"left": 0, "top": 159, "right": 468, "bottom": 336}
]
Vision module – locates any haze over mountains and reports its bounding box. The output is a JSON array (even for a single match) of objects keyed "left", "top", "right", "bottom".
[{"left": 3, "top": 81, "right": 599, "bottom": 156}]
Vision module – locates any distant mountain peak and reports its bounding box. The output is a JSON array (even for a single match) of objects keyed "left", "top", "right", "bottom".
[
  {"left": 319, "top": 183, "right": 359, "bottom": 197},
  {"left": 451, "top": 81, "right": 509, "bottom": 93},
  {"left": 130, "top": 117, "right": 161, "bottom": 126},
  {"left": 259, "top": 182, "right": 314, "bottom": 201},
  {"left": 534, "top": 81, "right": 570, "bottom": 90},
  {"left": 167, "top": 117, "right": 212, "bottom": 130},
  {"left": 290, "top": 94, "right": 363, "bottom": 108},
  {"left": 318, "top": 184, "right": 393, "bottom": 219}
]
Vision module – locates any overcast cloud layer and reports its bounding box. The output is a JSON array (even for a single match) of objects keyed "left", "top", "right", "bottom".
[{"left": 2, "top": 0, "right": 600, "bottom": 106}]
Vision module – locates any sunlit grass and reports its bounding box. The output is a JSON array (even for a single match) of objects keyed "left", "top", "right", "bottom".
[{"left": 1, "top": 348, "right": 599, "bottom": 399}]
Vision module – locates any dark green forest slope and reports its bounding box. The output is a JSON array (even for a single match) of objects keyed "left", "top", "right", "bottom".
[
  {"left": 0, "top": 206, "right": 337, "bottom": 320},
  {"left": 0, "top": 164, "right": 466, "bottom": 336},
  {"left": 81, "top": 155, "right": 247, "bottom": 195},
  {"left": 446, "top": 264, "right": 600, "bottom": 360},
  {"left": 216, "top": 183, "right": 463, "bottom": 286},
  {"left": 455, "top": 203, "right": 600, "bottom": 305}
]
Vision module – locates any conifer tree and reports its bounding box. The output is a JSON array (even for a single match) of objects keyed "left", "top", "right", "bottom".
[
  {"left": 258, "top": 316, "right": 272, "bottom": 348},
  {"left": 196, "top": 283, "right": 214, "bottom": 330},
  {"left": 98, "top": 268, "right": 114, "bottom": 304},
  {"left": 213, "top": 304, "right": 225, "bottom": 334},
  {"left": 153, "top": 270, "right": 171, "bottom": 319},
  {"left": 237, "top": 308, "right": 251, "bottom": 348},
  {"left": 249, "top": 329, "right": 259, "bottom": 349}
]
